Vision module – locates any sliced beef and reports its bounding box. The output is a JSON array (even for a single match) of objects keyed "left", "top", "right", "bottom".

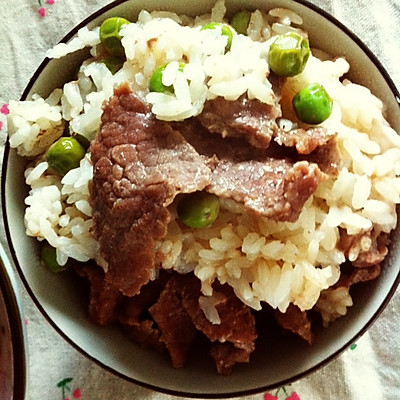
[
  {"left": 149, "top": 276, "right": 198, "bottom": 368},
  {"left": 331, "top": 228, "right": 387, "bottom": 298},
  {"left": 180, "top": 279, "right": 257, "bottom": 354},
  {"left": 175, "top": 119, "right": 326, "bottom": 222},
  {"left": 149, "top": 274, "right": 257, "bottom": 373},
  {"left": 208, "top": 159, "right": 325, "bottom": 222},
  {"left": 91, "top": 86, "right": 326, "bottom": 297},
  {"left": 305, "top": 137, "right": 341, "bottom": 176},
  {"left": 88, "top": 85, "right": 330, "bottom": 372},
  {"left": 275, "top": 127, "right": 334, "bottom": 155},
  {"left": 353, "top": 231, "right": 389, "bottom": 268},
  {"left": 122, "top": 320, "right": 166, "bottom": 353},
  {"left": 335, "top": 263, "right": 382, "bottom": 288},
  {"left": 74, "top": 263, "right": 124, "bottom": 326},
  {"left": 90, "top": 84, "right": 212, "bottom": 296},
  {"left": 274, "top": 304, "right": 313, "bottom": 345},
  {"left": 210, "top": 343, "right": 252, "bottom": 375},
  {"left": 338, "top": 228, "right": 389, "bottom": 268},
  {"left": 117, "top": 271, "right": 169, "bottom": 326},
  {"left": 117, "top": 275, "right": 169, "bottom": 353},
  {"left": 196, "top": 73, "right": 285, "bottom": 150},
  {"left": 172, "top": 118, "right": 268, "bottom": 161},
  {"left": 197, "top": 93, "right": 282, "bottom": 149}
]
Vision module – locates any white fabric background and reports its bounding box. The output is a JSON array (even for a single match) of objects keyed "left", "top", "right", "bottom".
[{"left": 0, "top": 1, "right": 399, "bottom": 399}]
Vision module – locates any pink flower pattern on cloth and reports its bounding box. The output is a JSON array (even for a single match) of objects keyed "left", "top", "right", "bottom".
[
  {"left": 0, "top": 103, "right": 9, "bottom": 131},
  {"left": 264, "top": 387, "right": 301, "bottom": 400},
  {"left": 37, "top": 0, "right": 55, "bottom": 17},
  {"left": 57, "top": 378, "right": 82, "bottom": 400}
]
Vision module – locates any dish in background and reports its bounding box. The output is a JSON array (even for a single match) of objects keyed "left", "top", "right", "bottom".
[{"left": 0, "top": 244, "right": 26, "bottom": 400}]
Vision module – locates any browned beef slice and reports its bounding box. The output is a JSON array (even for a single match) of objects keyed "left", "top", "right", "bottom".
[
  {"left": 148, "top": 277, "right": 198, "bottom": 368},
  {"left": 335, "top": 264, "right": 381, "bottom": 288},
  {"left": 75, "top": 263, "right": 124, "bottom": 326},
  {"left": 149, "top": 275, "right": 256, "bottom": 373},
  {"left": 332, "top": 229, "right": 385, "bottom": 293},
  {"left": 172, "top": 118, "right": 268, "bottom": 161},
  {"left": 197, "top": 93, "right": 282, "bottom": 149},
  {"left": 305, "top": 137, "right": 341, "bottom": 176},
  {"left": 180, "top": 278, "right": 257, "bottom": 355},
  {"left": 208, "top": 159, "right": 325, "bottom": 222},
  {"left": 353, "top": 232, "right": 389, "bottom": 268},
  {"left": 210, "top": 343, "right": 252, "bottom": 375},
  {"left": 118, "top": 272, "right": 168, "bottom": 323},
  {"left": 90, "top": 84, "right": 327, "bottom": 296},
  {"left": 274, "top": 304, "right": 313, "bottom": 345},
  {"left": 338, "top": 229, "right": 363, "bottom": 256},
  {"left": 90, "top": 84, "right": 212, "bottom": 296},
  {"left": 175, "top": 119, "right": 326, "bottom": 222},
  {"left": 338, "top": 228, "right": 389, "bottom": 268},
  {"left": 279, "top": 161, "right": 326, "bottom": 221},
  {"left": 275, "top": 127, "right": 334, "bottom": 155},
  {"left": 122, "top": 320, "right": 166, "bottom": 353},
  {"left": 116, "top": 272, "right": 171, "bottom": 353}
]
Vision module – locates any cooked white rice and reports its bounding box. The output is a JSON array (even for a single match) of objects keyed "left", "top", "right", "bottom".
[{"left": 6, "top": 0, "right": 400, "bottom": 326}]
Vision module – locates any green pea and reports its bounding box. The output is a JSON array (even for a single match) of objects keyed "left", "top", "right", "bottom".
[
  {"left": 292, "top": 83, "right": 333, "bottom": 125},
  {"left": 201, "top": 22, "right": 233, "bottom": 51},
  {"left": 99, "top": 17, "right": 130, "bottom": 57},
  {"left": 230, "top": 10, "right": 251, "bottom": 35},
  {"left": 149, "top": 62, "right": 186, "bottom": 93},
  {"left": 268, "top": 32, "right": 310, "bottom": 77},
  {"left": 46, "top": 137, "right": 86, "bottom": 176},
  {"left": 40, "top": 242, "right": 70, "bottom": 273},
  {"left": 177, "top": 192, "right": 220, "bottom": 229},
  {"left": 73, "top": 133, "right": 91, "bottom": 150},
  {"left": 103, "top": 55, "right": 125, "bottom": 75},
  {"left": 149, "top": 64, "right": 170, "bottom": 93}
]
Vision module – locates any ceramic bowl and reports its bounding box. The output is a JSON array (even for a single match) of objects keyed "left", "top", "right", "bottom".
[
  {"left": 0, "top": 244, "right": 26, "bottom": 400},
  {"left": 2, "top": 0, "right": 400, "bottom": 397}
]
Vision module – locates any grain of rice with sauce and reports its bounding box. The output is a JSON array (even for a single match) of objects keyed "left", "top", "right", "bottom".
[{"left": 6, "top": 0, "right": 400, "bottom": 334}]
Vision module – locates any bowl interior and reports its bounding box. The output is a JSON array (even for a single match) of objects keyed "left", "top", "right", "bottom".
[{"left": 2, "top": 0, "right": 400, "bottom": 397}]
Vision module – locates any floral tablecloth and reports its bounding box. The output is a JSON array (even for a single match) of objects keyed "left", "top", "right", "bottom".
[{"left": 0, "top": 1, "right": 399, "bottom": 399}]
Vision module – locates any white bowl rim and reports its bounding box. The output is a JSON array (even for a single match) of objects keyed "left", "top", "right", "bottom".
[{"left": 2, "top": 0, "right": 400, "bottom": 397}]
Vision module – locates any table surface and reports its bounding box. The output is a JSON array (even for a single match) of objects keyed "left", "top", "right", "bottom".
[{"left": 0, "top": 1, "right": 399, "bottom": 399}]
